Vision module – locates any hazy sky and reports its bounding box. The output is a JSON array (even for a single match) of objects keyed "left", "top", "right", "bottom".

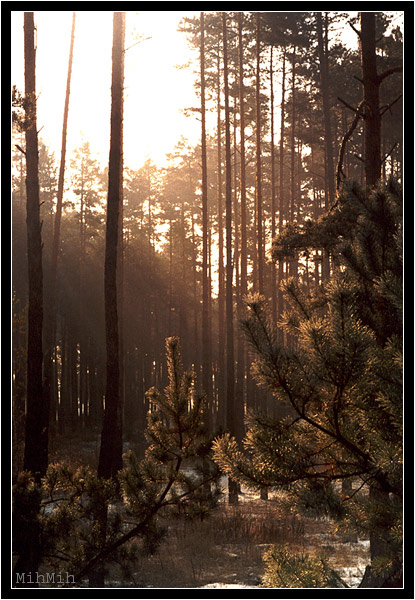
[
  {"left": 11, "top": 11, "right": 403, "bottom": 172},
  {"left": 11, "top": 11, "right": 201, "bottom": 170}
]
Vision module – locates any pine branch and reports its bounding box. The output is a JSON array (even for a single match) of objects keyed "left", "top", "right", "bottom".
[
  {"left": 378, "top": 65, "right": 403, "bottom": 84},
  {"left": 15, "top": 144, "right": 26, "bottom": 156},
  {"left": 380, "top": 94, "right": 402, "bottom": 117},
  {"left": 336, "top": 100, "right": 364, "bottom": 190}
]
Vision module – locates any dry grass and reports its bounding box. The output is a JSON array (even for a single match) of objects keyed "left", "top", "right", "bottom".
[
  {"left": 106, "top": 495, "right": 370, "bottom": 589},
  {"left": 30, "top": 439, "right": 370, "bottom": 588},
  {"left": 112, "top": 498, "right": 307, "bottom": 588}
]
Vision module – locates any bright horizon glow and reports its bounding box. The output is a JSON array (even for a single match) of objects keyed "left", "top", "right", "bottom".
[
  {"left": 11, "top": 10, "right": 403, "bottom": 172},
  {"left": 11, "top": 11, "right": 201, "bottom": 170}
]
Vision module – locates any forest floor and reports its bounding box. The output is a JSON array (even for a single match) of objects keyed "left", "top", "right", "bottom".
[
  {"left": 117, "top": 489, "right": 369, "bottom": 589},
  {"left": 44, "top": 434, "right": 370, "bottom": 589}
]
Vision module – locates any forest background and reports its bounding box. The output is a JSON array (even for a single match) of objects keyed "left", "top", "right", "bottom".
[{"left": 11, "top": 9, "right": 404, "bottom": 590}]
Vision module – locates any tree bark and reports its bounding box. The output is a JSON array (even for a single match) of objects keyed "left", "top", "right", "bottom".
[
  {"left": 222, "top": 13, "right": 238, "bottom": 505},
  {"left": 15, "top": 12, "right": 44, "bottom": 588},
  {"left": 360, "top": 12, "right": 381, "bottom": 187},
  {"left": 255, "top": 13, "right": 264, "bottom": 295},
  {"left": 22, "top": 11, "right": 47, "bottom": 481},
  {"left": 98, "top": 11, "right": 125, "bottom": 480},
  {"left": 43, "top": 12, "right": 75, "bottom": 438},
  {"left": 277, "top": 48, "right": 286, "bottom": 344},
  {"left": 200, "top": 12, "right": 212, "bottom": 431},
  {"left": 216, "top": 43, "right": 226, "bottom": 431},
  {"left": 316, "top": 12, "right": 335, "bottom": 206},
  {"left": 236, "top": 12, "right": 247, "bottom": 444},
  {"left": 270, "top": 45, "right": 277, "bottom": 325},
  {"left": 238, "top": 14, "right": 247, "bottom": 306}
]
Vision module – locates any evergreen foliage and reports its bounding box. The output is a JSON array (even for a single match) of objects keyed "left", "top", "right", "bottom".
[
  {"left": 261, "top": 544, "right": 346, "bottom": 588},
  {"left": 213, "top": 179, "right": 403, "bottom": 587},
  {"left": 13, "top": 337, "right": 221, "bottom": 587}
]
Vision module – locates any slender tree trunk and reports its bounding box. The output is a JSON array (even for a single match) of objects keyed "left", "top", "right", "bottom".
[
  {"left": 191, "top": 210, "right": 199, "bottom": 373},
  {"left": 15, "top": 13, "right": 44, "bottom": 588},
  {"left": 22, "top": 11, "right": 47, "bottom": 481},
  {"left": 98, "top": 11, "right": 125, "bottom": 480},
  {"left": 233, "top": 94, "right": 244, "bottom": 446},
  {"left": 222, "top": 12, "right": 238, "bottom": 505},
  {"left": 288, "top": 46, "right": 299, "bottom": 293},
  {"left": 118, "top": 133, "right": 125, "bottom": 444},
  {"left": 255, "top": 13, "right": 264, "bottom": 295},
  {"left": 256, "top": 16, "right": 267, "bottom": 500},
  {"left": 237, "top": 13, "right": 247, "bottom": 442},
  {"left": 360, "top": 12, "right": 381, "bottom": 187},
  {"left": 238, "top": 13, "right": 247, "bottom": 307},
  {"left": 359, "top": 14, "right": 391, "bottom": 585},
  {"left": 216, "top": 45, "right": 225, "bottom": 431},
  {"left": 277, "top": 48, "right": 286, "bottom": 344},
  {"left": 270, "top": 45, "right": 277, "bottom": 325},
  {"left": 289, "top": 47, "right": 296, "bottom": 225},
  {"left": 200, "top": 12, "right": 212, "bottom": 430},
  {"left": 43, "top": 12, "right": 75, "bottom": 440},
  {"left": 316, "top": 12, "right": 335, "bottom": 206}
]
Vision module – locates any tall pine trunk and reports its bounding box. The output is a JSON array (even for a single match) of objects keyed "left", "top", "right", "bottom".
[
  {"left": 43, "top": 12, "right": 75, "bottom": 438},
  {"left": 270, "top": 45, "right": 277, "bottom": 325},
  {"left": 360, "top": 12, "right": 381, "bottom": 187},
  {"left": 22, "top": 11, "right": 47, "bottom": 481},
  {"left": 277, "top": 48, "right": 286, "bottom": 344},
  {"left": 200, "top": 12, "right": 212, "bottom": 430},
  {"left": 316, "top": 12, "right": 335, "bottom": 206},
  {"left": 98, "top": 12, "right": 125, "bottom": 480},
  {"left": 288, "top": 46, "right": 299, "bottom": 296},
  {"left": 216, "top": 45, "right": 226, "bottom": 431},
  {"left": 238, "top": 13, "right": 247, "bottom": 308},
  {"left": 222, "top": 12, "right": 238, "bottom": 505},
  {"left": 14, "top": 12, "right": 44, "bottom": 588},
  {"left": 255, "top": 13, "right": 264, "bottom": 296},
  {"left": 358, "top": 13, "right": 391, "bottom": 588},
  {"left": 236, "top": 12, "right": 247, "bottom": 444}
]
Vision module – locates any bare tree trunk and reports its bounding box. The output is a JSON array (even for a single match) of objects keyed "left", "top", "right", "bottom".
[
  {"left": 22, "top": 11, "right": 47, "bottom": 481},
  {"left": 200, "top": 12, "right": 212, "bottom": 430},
  {"left": 316, "top": 12, "right": 335, "bottom": 206},
  {"left": 270, "top": 45, "right": 277, "bottom": 325},
  {"left": 237, "top": 13, "right": 248, "bottom": 301},
  {"left": 255, "top": 13, "right": 264, "bottom": 296},
  {"left": 222, "top": 12, "right": 238, "bottom": 505},
  {"left": 288, "top": 46, "right": 299, "bottom": 294},
  {"left": 360, "top": 12, "right": 381, "bottom": 187},
  {"left": 237, "top": 13, "right": 247, "bottom": 441},
  {"left": 216, "top": 47, "right": 225, "bottom": 431},
  {"left": 277, "top": 48, "right": 286, "bottom": 344},
  {"left": 44, "top": 12, "right": 75, "bottom": 439},
  {"left": 98, "top": 11, "right": 125, "bottom": 481},
  {"left": 14, "top": 12, "right": 44, "bottom": 588}
]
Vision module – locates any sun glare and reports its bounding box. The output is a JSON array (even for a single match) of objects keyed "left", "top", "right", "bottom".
[{"left": 11, "top": 11, "right": 200, "bottom": 170}]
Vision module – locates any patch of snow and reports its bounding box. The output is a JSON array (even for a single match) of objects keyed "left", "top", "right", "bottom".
[{"left": 198, "top": 583, "right": 259, "bottom": 589}]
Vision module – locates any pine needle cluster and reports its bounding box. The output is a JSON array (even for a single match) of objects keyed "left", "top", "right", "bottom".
[
  {"left": 13, "top": 337, "right": 221, "bottom": 587},
  {"left": 213, "top": 179, "right": 403, "bottom": 587}
]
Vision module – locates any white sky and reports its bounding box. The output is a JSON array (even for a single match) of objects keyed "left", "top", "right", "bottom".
[
  {"left": 11, "top": 11, "right": 201, "bottom": 170},
  {"left": 11, "top": 11, "right": 403, "bottom": 172}
]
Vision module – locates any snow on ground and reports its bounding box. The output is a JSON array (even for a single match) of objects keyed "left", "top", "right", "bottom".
[{"left": 198, "top": 583, "right": 258, "bottom": 589}]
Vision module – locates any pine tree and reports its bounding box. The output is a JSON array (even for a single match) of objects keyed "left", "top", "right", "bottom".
[
  {"left": 213, "top": 179, "right": 403, "bottom": 588},
  {"left": 98, "top": 11, "right": 125, "bottom": 480},
  {"left": 22, "top": 12, "right": 47, "bottom": 481},
  {"left": 13, "top": 337, "right": 220, "bottom": 587}
]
